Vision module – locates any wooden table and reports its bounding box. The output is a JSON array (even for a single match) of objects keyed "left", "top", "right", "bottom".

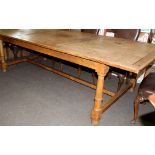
[{"left": 0, "top": 29, "right": 155, "bottom": 125}]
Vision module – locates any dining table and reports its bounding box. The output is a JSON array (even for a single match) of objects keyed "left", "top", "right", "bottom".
[{"left": 0, "top": 29, "right": 155, "bottom": 125}]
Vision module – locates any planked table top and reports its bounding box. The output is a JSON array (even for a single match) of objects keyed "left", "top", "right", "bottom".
[{"left": 0, "top": 29, "right": 155, "bottom": 74}]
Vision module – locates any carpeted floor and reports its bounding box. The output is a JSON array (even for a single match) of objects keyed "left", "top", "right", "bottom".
[{"left": 0, "top": 60, "right": 154, "bottom": 126}]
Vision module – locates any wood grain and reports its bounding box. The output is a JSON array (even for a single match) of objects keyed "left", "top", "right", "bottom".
[{"left": 0, "top": 29, "right": 155, "bottom": 74}]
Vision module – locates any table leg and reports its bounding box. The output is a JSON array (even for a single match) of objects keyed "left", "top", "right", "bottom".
[
  {"left": 128, "top": 72, "right": 137, "bottom": 92},
  {"left": 0, "top": 40, "right": 7, "bottom": 72},
  {"left": 91, "top": 65, "right": 109, "bottom": 125},
  {"left": 130, "top": 78, "right": 137, "bottom": 92}
]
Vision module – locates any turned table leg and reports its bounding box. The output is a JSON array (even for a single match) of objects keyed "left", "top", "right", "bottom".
[
  {"left": 91, "top": 65, "right": 109, "bottom": 125},
  {"left": 0, "top": 40, "right": 7, "bottom": 72},
  {"left": 129, "top": 76, "right": 137, "bottom": 92}
]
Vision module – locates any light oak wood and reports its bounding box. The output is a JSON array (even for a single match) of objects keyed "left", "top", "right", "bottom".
[
  {"left": 0, "top": 40, "right": 7, "bottom": 72},
  {"left": 0, "top": 29, "right": 155, "bottom": 125},
  {"left": 1, "top": 29, "right": 155, "bottom": 73},
  {"left": 91, "top": 65, "right": 109, "bottom": 125}
]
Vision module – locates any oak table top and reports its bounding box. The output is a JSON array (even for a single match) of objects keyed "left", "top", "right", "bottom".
[{"left": 0, "top": 29, "right": 155, "bottom": 74}]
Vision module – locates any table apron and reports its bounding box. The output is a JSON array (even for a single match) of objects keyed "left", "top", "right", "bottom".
[{"left": 0, "top": 37, "right": 101, "bottom": 71}]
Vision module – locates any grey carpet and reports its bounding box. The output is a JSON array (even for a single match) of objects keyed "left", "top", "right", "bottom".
[{"left": 0, "top": 61, "right": 154, "bottom": 126}]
